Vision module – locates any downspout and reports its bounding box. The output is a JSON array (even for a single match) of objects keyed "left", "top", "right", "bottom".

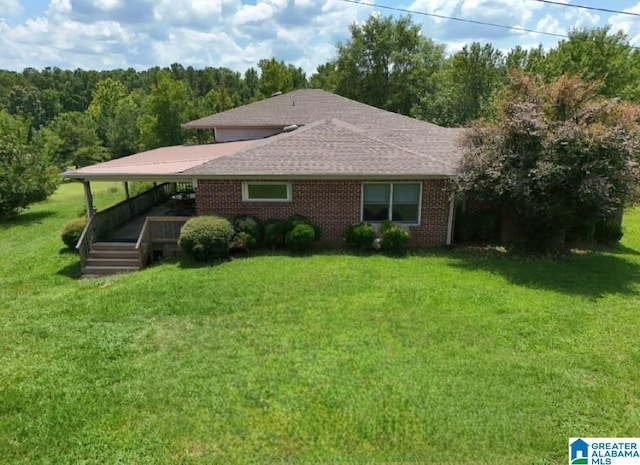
[
  {"left": 446, "top": 186, "right": 456, "bottom": 247},
  {"left": 83, "top": 181, "right": 94, "bottom": 218}
]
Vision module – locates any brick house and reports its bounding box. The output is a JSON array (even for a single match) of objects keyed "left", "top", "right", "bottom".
[{"left": 64, "top": 89, "right": 465, "bottom": 247}]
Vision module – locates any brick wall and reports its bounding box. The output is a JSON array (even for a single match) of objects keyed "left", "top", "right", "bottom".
[{"left": 196, "top": 179, "right": 452, "bottom": 246}]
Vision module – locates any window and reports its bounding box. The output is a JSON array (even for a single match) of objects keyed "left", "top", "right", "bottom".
[
  {"left": 362, "top": 182, "right": 421, "bottom": 224},
  {"left": 242, "top": 182, "right": 291, "bottom": 202}
]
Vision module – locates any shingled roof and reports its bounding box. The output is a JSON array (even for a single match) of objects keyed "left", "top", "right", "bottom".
[{"left": 63, "top": 90, "right": 465, "bottom": 181}]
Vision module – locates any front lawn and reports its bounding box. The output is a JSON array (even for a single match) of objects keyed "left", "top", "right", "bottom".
[{"left": 1, "top": 182, "right": 639, "bottom": 464}]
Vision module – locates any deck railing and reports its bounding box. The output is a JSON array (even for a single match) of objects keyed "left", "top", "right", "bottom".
[
  {"left": 75, "top": 182, "right": 179, "bottom": 270},
  {"left": 134, "top": 216, "right": 191, "bottom": 265}
]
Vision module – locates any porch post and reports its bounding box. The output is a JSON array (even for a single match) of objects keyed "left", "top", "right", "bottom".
[
  {"left": 83, "top": 181, "right": 94, "bottom": 218},
  {"left": 124, "top": 181, "right": 133, "bottom": 219}
]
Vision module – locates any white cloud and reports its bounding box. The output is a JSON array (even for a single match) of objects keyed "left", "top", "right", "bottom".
[
  {"left": 0, "top": 0, "right": 22, "bottom": 16},
  {"left": 609, "top": 2, "right": 640, "bottom": 45},
  {"left": 233, "top": 3, "right": 273, "bottom": 25}
]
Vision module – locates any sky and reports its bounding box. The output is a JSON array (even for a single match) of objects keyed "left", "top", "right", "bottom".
[{"left": 0, "top": 0, "right": 639, "bottom": 75}]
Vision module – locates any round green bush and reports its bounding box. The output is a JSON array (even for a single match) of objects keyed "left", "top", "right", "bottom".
[
  {"left": 344, "top": 222, "right": 375, "bottom": 249},
  {"left": 380, "top": 224, "right": 410, "bottom": 251},
  {"left": 61, "top": 216, "right": 87, "bottom": 250},
  {"left": 285, "top": 223, "right": 316, "bottom": 252},
  {"left": 286, "top": 214, "right": 321, "bottom": 241},
  {"left": 263, "top": 218, "right": 287, "bottom": 248},
  {"left": 178, "top": 215, "right": 235, "bottom": 261}
]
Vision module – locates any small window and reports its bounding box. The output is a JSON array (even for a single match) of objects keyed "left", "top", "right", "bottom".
[
  {"left": 242, "top": 182, "right": 291, "bottom": 202},
  {"left": 362, "top": 182, "right": 421, "bottom": 224}
]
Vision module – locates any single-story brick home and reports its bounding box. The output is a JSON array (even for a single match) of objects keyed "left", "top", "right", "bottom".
[{"left": 63, "top": 89, "right": 465, "bottom": 248}]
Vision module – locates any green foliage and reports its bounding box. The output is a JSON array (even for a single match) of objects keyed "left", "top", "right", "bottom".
[
  {"left": 457, "top": 70, "right": 640, "bottom": 251},
  {"left": 263, "top": 218, "right": 287, "bottom": 249},
  {"left": 285, "top": 223, "right": 316, "bottom": 252},
  {"left": 138, "top": 71, "right": 191, "bottom": 150},
  {"left": 286, "top": 214, "right": 321, "bottom": 241},
  {"left": 379, "top": 221, "right": 410, "bottom": 251},
  {"left": 335, "top": 14, "right": 445, "bottom": 116},
  {"left": 257, "top": 58, "right": 307, "bottom": 98},
  {"left": 233, "top": 214, "right": 262, "bottom": 240},
  {"left": 178, "top": 215, "right": 235, "bottom": 262},
  {"left": 48, "top": 111, "right": 108, "bottom": 168},
  {"left": 60, "top": 216, "right": 87, "bottom": 250},
  {"left": 595, "top": 220, "right": 624, "bottom": 245},
  {"left": 231, "top": 214, "right": 262, "bottom": 251},
  {"left": 345, "top": 222, "right": 376, "bottom": 249},
  {"left": 0, "top": 110, "right": 59, "bottom": 218}
]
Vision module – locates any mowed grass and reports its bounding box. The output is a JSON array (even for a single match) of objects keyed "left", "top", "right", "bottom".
[{"left": 1, "top": 182, "right": 639, "bottom": 464}]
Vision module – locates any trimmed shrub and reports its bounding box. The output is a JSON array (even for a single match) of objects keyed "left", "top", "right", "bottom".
[
  {"left": 263, "top": 218, "right": 288, "bottom": 248},
  {"left": 61, "top": 217, "right": 87, "bottom": 250},
  {"left": 233, "top": 214, "right": 262, "bottom": 239},
  {"left": 231, "top": 231, "right": 257, "bottom": 251},
  {"left": 345, "top": 222, "right": 375, "bottom": 249},
  {"left": 379, "top": 219, "right": 396, "bottom": 236},
  {"left": 178, "top": 215, "right": 234, "bottom": 261},
  {"left": 286, "top": 214, "right": 321, "bottom": 241},
  {"left": 285, "top": 223, "right": 316, "bottom": 252},
  {"left": 380, "top": 222, "right": 410, "bottom": 252}
]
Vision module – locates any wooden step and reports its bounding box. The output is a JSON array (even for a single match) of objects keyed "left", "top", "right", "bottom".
[
  {"left": 85, "top": 257, "right": 140, "bottom": 267},
  {"left": 91, "top": 241, "right": 137, "bottom": 251},
  {"left": 89, "top": 249, "right": 139, "bottom": 259}
]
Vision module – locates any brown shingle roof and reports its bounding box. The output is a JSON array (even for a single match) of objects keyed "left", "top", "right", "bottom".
[
  {"left": 183, "top": 89, "right": 443, "bottom": 130},
  {"left": 185, "top": 118, "right": 463, "bottom": 177}
]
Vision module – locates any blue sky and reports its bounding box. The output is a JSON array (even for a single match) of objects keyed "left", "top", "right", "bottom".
[{"left": 0, "top": 0, "right": 639, "bottom": 74}]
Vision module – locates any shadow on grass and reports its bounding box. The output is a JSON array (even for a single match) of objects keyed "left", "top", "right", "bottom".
[
  {"left": 444, "top": 247, "right": 640, "bottom": 299},
  {"left": 57, "top": 262, "right": 82, "bottom": 279},
  {"left": 0, "top": 210, "right": 56, "bottom": 229}
]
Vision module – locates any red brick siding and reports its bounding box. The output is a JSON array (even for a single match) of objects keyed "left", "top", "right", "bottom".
[{"left": 196, "top": 179, "right": 452, "bottom": 246}]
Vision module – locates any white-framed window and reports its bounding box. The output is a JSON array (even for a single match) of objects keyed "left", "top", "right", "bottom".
[
  {"left": 242, "top": 182, "right": 291, "bottom": 202},
  {"left": 362, "top": 182, "right": 422, "bottom": 224}
]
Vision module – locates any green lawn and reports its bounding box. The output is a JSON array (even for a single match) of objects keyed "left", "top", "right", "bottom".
[{"left": 1, "top": 182, "right": 639, "bottom": 464}]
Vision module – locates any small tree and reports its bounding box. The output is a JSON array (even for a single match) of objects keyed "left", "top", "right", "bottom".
[
  {"left": 456, "top": 69, "right": 640, "bottom": 250},
  {"left": 0, "top": 111, "right": 58, "bottom": 219}
]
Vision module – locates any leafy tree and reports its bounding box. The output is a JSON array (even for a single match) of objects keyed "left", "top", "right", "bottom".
[
  {"left": 456, "top": 69, "right": 640, "bottom": 250},
  {"left": 413, "top": 42, "right": 506, "bottom": 126},
  {"left": 334, "top": 14, "right": 445, "bottom": 115},
  {"left": 106, "top": 100, "right": 141, "bottom": 158},
  {"left": 0, "top": 110, "right": 58, "bottom": 218},
  {"left": 258, "top": 58, "right": 294, "bottom": 97},
  {"left": 310, "top": 62, "right": 338, "bottom": 92},
  {"left": 7, "top": 85, "right": 44, "bottom": 130},
  {"left": 541, "top": 27, "right": 640, "bottom": 101},
  {"left": 49, "top": 111, "right": 108, "bottom": 168},
  {"left": 239, "top": 67, "right": 260, "bottom": 103},
  {"left": 88, "top": 77, "right": 128, "bottom": 145},
  {"left": 137, "top": 71, "right": 191, "bottom": 150}
]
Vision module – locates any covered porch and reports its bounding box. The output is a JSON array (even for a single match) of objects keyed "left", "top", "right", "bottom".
[{"left": 74, "top": 181, "right": 196, "bottom": 277}]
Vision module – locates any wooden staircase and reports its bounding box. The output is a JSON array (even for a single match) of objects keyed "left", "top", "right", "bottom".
[{"left": 82, "top": 242, "right": 142, "bottom": 278}]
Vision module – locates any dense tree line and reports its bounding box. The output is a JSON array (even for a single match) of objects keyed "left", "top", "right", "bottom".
[{"left": 1, "top": 13, "right": 639, "bottom": 222}]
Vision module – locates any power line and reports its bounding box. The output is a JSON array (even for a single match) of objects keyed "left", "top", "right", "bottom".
[
  {"left": 339, "top": 0, "right": 640, "bottom": 50},
  {"left": 338, "top": 0, "right": 569, "bottom": 39},
  {"left": 530, "top": 0, "right": 640, "bottom": 18}
]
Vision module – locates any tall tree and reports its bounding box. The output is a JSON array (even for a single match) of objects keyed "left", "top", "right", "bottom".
[
  {"left": 310, "top": 62, "right": 338, "bottom": 92},
  {"left": 87, "top": 77, "right": 128, "bottom": 146},
  {"left": 414, "top": 42, "right": 506, "bottom": 126},
  {"left": 258, "top": 58, "right": 293, "bottom": 97},
  {"left": 542, "top": 27, "right": 640, "bottom": 101},
  {"left": 456, "top": 69, "right": 640, "bottom": 250},
  {"left": 0, "top": 111, "right": 58, "bottom": 218},
  {"left": 137, "top": 71, "right": 191, "bottom": 150},
  {"left": 48, "top": 111, "right": 109, "bottom": 168},
  {"left": 334, "top": 14, "right": 445, "bottom": 115}
]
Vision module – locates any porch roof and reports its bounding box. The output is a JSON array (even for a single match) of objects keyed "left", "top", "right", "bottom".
[{"left": 62, "top": 141, "right": 255, "bottom": 181}]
